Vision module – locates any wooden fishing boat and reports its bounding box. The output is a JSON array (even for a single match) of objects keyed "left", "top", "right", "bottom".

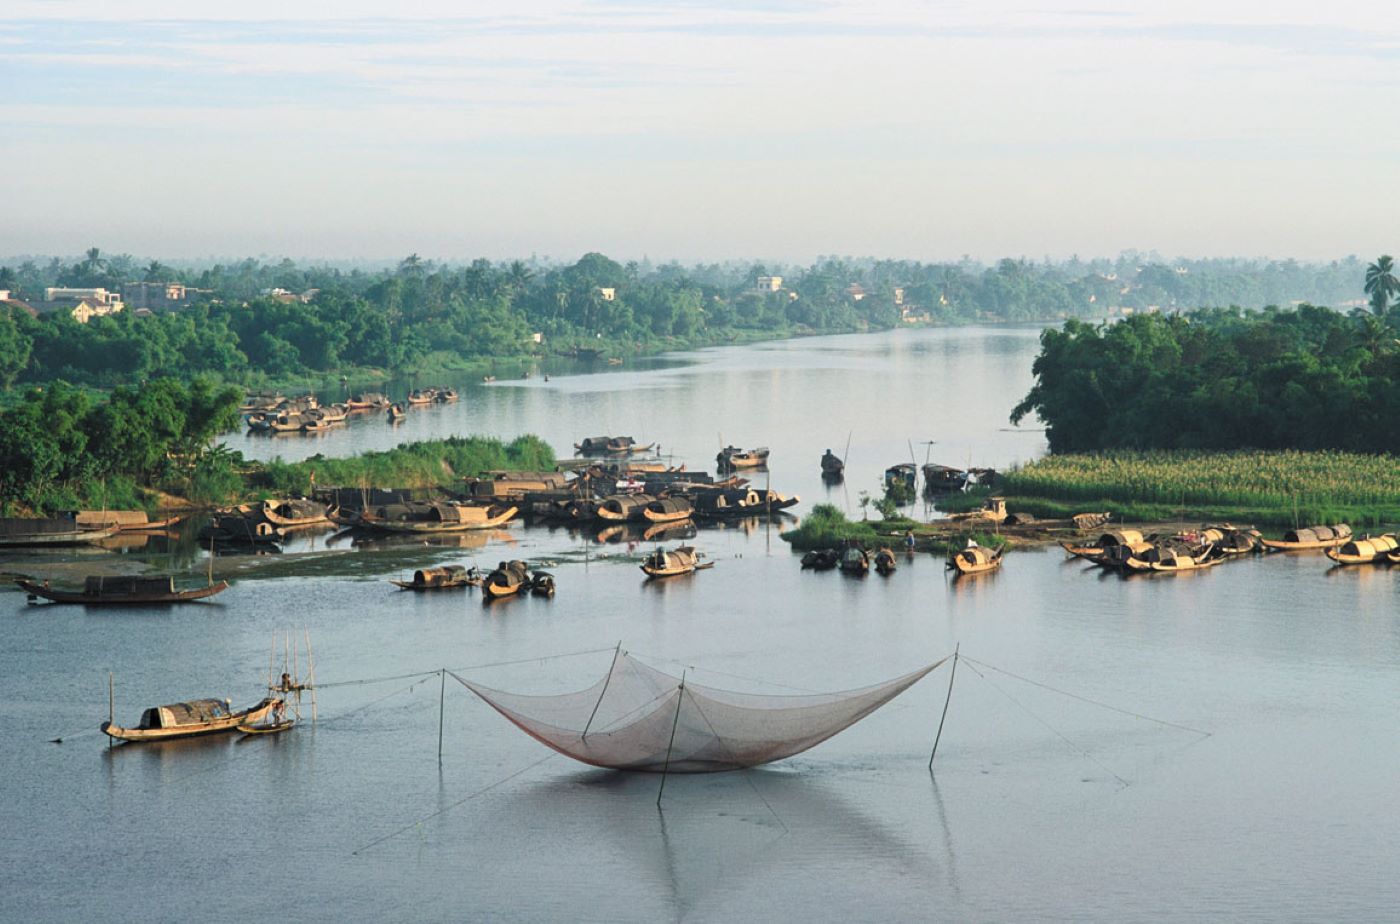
[
  {"left": 530, "top": 571, "right": 556, "bottom": 597},
  {"left": 103, "top": 697, "right": 280, "bottom": 742},
  {"left": 0, "top": 517, "right": 118, "bottom": 547},
  {"left": 346, "top": 392, "right": 389, "bottom": 411},
  {"left": 407, "top": 388, "right": 436, "bottom": 406},
  {"left": 359, "top": 502, "right": 518, "bottom": 534},
  {"left": 692, "top": 488, "right": 762, "bottom": 518},
  {"left": 1060, "top": 528, "right": 1147, "bottom": 560},
  {"left": 267, "top": 412, "right": 306, "bottom": 433},
  {"left": 1071, "top": 511, "right": 1112, "bottom": 531},
  {"left": 749, "top": 489, "right": 800, "bottom": 511},
  {"left": 74, "top": 510, "right": 182, "bottom": 532},
  {"left": 237, "top": 718, "right": 295, "bottom": 735},
  {"left": 18, "top": 575, "right": 229, "bottom": 605},
  {"left": 839, "top": 544, "right": 870, "bottom": 576},
  {"left": 387, "top": 402, "right": 407, "bottom": 421},
  {"left": 389, "top": 564, "right": 482, "bottom": 590},
  {"left": 575, "top": 436, "right": 653, "bottom": 456},
  {"left": 1262, "top": 524, "right": 1353, "bottom": 552},
  {"left": 801, "top": 548, "right": 839, "bottom": 570},
  {"left": 873, "top": 548, "right": 898, "bottom": 575},
  {"left": 948, "top": 545, "right": 1003, "bottom": 575},
  {"left": 261, "top": 498, "right": 329, "bottom": 528},
  {"left": 820, "top": 449, "right": 845, "bottom": 478},
  {"left": 245, "top": 412, "right": 273, "bottom": 431},
  {"left": 596, "top": 494, "right": 657, "bottom": 522},
  {"left": 1196, "top": 525, "right": 1262, "bottom": 556},
  {"left": 240, "top": 392, "right": 284, "bottom": 414},
  {"left": 1122, "top": 545, "right": 1224, "bottom": 573},
  {"left": 717, "top": 446, "right": 769, "bottom": 469},
  {"left": 922, "top": 464, "right": 968, "bottom": 493},
  {"left": 198, "top": 513, "right": 285, "bottom": 545},
  {"left": 436, "top": 387, "right": 459, "bottom": 403},
  {"left": 884, "top": 463, "right": 916, "bottom": 493},
  {"left": 641, "top": 545, "right": 713, "bottom": 578},
  {"left": 483, "top": 560, "right": 531, "bottom": 599},
  {"left": 642, "top": 497, "right": 693, "bottom": 524},
  {"left": 1325, "top": 534, "right": 1399, "bottom": 565}
]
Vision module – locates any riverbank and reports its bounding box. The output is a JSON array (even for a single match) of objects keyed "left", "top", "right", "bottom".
[{"left": 959, "top": 450, "right": 1400, "bottom": 529}]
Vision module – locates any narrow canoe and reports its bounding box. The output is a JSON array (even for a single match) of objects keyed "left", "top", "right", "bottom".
[{"left": 18, "top": 578, "right": 229, "bottom": 605}]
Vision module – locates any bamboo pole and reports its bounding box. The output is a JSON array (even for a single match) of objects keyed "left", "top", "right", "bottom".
[
  {"left": 581, "top": 642, "right": 622, "bottom": 740},
  {"left": 108, "top": 672, "right": 114, "bottom": 749},
  {"left": 656, "top": 671, "right": 687, "bottom": 808},
  {"left": 305, "top": 629, "right": 317, "bottom": 722},
  {"left": 437, "top": 669, "right": 446, "bottom": 763},
  {"left": 928, "top": 644, "right": 960, "bottom": 770}
]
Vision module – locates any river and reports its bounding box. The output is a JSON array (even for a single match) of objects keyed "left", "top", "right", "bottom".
[{"left": 5, "top": 326, "right": 1398, "bottom": 922}]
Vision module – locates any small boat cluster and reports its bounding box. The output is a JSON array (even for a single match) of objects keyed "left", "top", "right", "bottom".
[
  {"left": 882, "top": 462, "right": 997, "bottom": 495},
  {"left": 801, "top": 541, "right": 902, "bottom": 576},
  {"left": 244, "top": 387, "right": 458, "bottom": 434},
  {"left": 1059, "top": 523, "right": 1390, "bottom": 573}
]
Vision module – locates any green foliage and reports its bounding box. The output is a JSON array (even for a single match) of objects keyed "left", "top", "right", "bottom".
[
  {"left": 0, "top": 376, "right": 241, "bottom": 514},
  {"left": 1013, "top": 306, "right": 1400, "bottom": 452},
  {"left": 252, "top": 435, "right": 556, "bottom": 495},
  {"left": 780, "top": 503, "right": 880, "bottom": 550},
  {"left": 1003, "top": 450, "right": 1400, "bottom": 527}
]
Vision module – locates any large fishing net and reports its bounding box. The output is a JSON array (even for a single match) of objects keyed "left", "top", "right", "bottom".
[{"left": 455, "top": 652, "right": 946, "bottom": 773}]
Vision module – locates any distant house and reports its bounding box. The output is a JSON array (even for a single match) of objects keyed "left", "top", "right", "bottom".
[
  {"left": 845, "top": 284, "right": 866, "bottom": 301},
  {"left": 122, "top": 281, "right": 212, "bottom": 312},
  {"left": 596, "top": 287, "right": 616, "bottom": 301},
  {"left": 43, "top": 287, "right": 124, "bottom": 315},
  {"left": 0, "top": 290, "right": 37, "bottom": 318},
  {"left": 893, "top": 287, "right": 905, "bottom": 306},
  {"left": 755, "top": 276, "right": 783, "bottom": 293}
]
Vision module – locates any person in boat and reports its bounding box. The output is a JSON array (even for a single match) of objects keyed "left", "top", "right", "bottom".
[{"left": 272, "top": 699, "right": 287, "bottom": 724}]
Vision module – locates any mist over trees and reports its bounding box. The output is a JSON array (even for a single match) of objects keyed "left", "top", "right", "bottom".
[{"left": 0, "top": 249, "right": 1371, "bottom": 388}]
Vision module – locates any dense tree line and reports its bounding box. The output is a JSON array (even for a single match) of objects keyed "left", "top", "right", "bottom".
[
  {"left": 1011, "top": 305, "right": 1400, "bottom": 452},
  {"left": 0, "top": 377, "right": 242, "bottom": 513},
  {"left": 0, "top": 248, "right": 1370, "bottom": 388}
]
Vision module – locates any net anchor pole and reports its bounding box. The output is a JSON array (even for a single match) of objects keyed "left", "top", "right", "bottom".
[
  {"left": 581, "top": 641, "right": 622, "bottom": 740},
  {"left": 107, "top": 672, "right": 114, "bottom": 750},
  {"left": 928, "top": 644, "right": 960, "bottom": 770},
  {"left": 437, "top": 669, "right": 446, "bottom": 764},
  {"left": 657, "top": 672, "right": 686, "bottom": 808}
]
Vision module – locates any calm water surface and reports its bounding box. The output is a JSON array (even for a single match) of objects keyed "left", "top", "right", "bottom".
[{"left": 5, "top": 327, "right": 1398, "bottom": 922}]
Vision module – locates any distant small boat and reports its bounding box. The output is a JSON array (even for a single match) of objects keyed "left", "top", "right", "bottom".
[
  {"left": 346, "top": 392, "right": 389, "bottom": 411},
  {"left": 873, "top": 548, "right": 898, "bottom": 575},
  {"left": 483, "top": 560, "right": 532, "bottom": 599},
  {"left": 103, "top": 697, "right": 280, "bottom": 742},
  {"left": 237, "top": 718, "right": 295, "bottom": 736},
  {"left": 921, "top": 464, "right": 968, "bottom": 493},
  {"left": 576, "top": 436, "right": 653, "bottom": 456},
  {"left": 820, "top": 449, "right": 845, "bottom": 478},
  {"left": 1326, "top": 534, "right": 1398, "bottom": 565},
  {"left": 948, "top": 545, "right": 1003, "bottom": 576},
  {"left": 641, "top": 545, "right": 712, "bottom": 578},
  {"left": 436, "top": 387, "right": 459, "bottom": 403},
  {"left": 18, "top": 575, "right": 229, "bottom": 605},
  {"left": 407, "top": 389, "right": 436, "bottom": 406},
  {"left": 839, "top": 544, "right": 869, "bottom": 576},
  {"left": 387, "top": 403, "right": 406, "bottom": 422},
  {"left": 1261, "top": 524, "right": 1352, "bottom": 552},
  {"left": 717, "top": 446, "right": 769, "bottom": 469},
  {"left": 261, "top": 498, "right": 329, "bottom": 529},
  {"left": 530, "top": 571, "right": 556, "bottom": 597},
  {"left": 389, "top": 565, "right": 482, "bottom": 591},
  {"left": 801, "top": 548, "right": 838, "bottom": 570},
  {"left": 883, "top": 463, "right": 916, "bottom": 493}
]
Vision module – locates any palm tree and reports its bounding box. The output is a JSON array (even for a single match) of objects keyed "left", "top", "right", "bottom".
[{"left": 1364, "top": 255, "right": 1398, "bottom": 315}]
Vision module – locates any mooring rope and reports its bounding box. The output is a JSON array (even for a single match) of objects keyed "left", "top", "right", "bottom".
[
  {"left": 960, "top": 656, "right": 1211, "bottom": 737},
  {"left": 310, "top": 645, "right": 617, "bottom": 691},
  {"left": 960, "top": 659, "right": 1130, "bottom": 788},
  {"left": 316, "top": 673, "right": 439, "bottom": 727}
]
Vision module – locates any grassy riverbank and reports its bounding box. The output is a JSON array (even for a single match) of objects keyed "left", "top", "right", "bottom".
[
  {"left": 780, "top": 504, "right": 1008, "bottom": 553},
  {"left": 995, "top": 450, "right": 1400, "bottom": 528}
]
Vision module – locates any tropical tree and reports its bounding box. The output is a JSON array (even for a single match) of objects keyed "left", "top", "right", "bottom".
[{"left": 1364, "top": 255, "right": 1398, "bottom": 315}]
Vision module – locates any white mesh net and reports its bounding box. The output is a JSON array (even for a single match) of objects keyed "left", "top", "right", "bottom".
[{"left": 457, "top": 652, "right": 946, "bottom": 773}]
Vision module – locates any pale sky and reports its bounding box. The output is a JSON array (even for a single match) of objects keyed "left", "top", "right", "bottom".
[{"left": 2, "top": 1, "right": 1396, "bottom": 263}]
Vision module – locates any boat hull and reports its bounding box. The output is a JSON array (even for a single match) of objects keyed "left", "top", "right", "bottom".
[
  {"left": 18, "top": 579, "right": 229, "bottom": 605},
  {"left": 103, "top": 699, "right": 276, "bottom": 742}
]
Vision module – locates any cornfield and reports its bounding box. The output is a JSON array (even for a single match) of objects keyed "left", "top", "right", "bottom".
[{"left": 1004, "top": 450, "right": 1400, "bottom": 527}]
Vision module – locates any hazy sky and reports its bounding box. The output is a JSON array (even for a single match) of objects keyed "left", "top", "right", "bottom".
[{"left": 2, "top": 1, "right": 1395, "bottom": 263}]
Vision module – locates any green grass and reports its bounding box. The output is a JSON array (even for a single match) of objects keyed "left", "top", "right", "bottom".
[
  {"left": 250, "top": 435, "right": 555, "bottom": 495},
  {"left": 780, "top": 504, "right": 881, "bottom": 551},
  {"left": 1002, "top": 450, "right": 1400, "bottom": 528}
]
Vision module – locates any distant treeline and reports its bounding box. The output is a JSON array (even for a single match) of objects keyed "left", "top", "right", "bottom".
[
  {"left": 0, "top": 249, "right": 1368, "bottom": 389},
  {"left": 1012, "top": 305, "right": 1400, "bottom": 452}
]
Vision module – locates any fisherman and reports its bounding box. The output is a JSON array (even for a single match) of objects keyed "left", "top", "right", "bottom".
[{"left": 905, "top": 530, "right": 916, "bottom": 552}]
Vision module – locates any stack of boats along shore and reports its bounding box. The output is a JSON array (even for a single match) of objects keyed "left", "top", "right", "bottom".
[
  {"left": 1059, "top": 522, "right": 1400, "bottom": 572},
  {"left": 242, "top": 387, "right": 459, "bottom": 434}
]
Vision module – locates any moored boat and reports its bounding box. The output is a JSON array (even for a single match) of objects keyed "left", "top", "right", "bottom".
[
  {"left": 261, "top": 498, "right": 330, "bottom": 528},
  {"left": 921, "top": 464, "right": 968, "bottom": 493},
  {"left": 0, "top": 517, "right": 118, "bottom": 547},
  {"left": 1121, "top": 545, "right": 1224, "bottom": 573},
  {"left": 948, "top": 544, "right": 1003, "bottom": 575},
  {"left": 530, "top": 571, "right": 556, "bottom": 597},
  {"left": 390, "top": 564, "right": 481, "bottom": 590},
  {"left": 387, "top": 402, "right": 407, "bottom": 422},
  {"left": 103, "top": 697, "right": 280, "bottom": 742},
  {"left": 18, "top": 575, "right": 229, "bottom": 605},
  {"left": 407, "top": 388, "right": 437, "bottom": 406},
  {"left": 436, "top": 387, "right": 459, "bottom": 403},
  {"left": 873, "top": 548, "right": 898, "bottom": 575},
  {"left": 801, "top": 548, "right": 839, "bottom": 570},
  {"left": 641, "top": 497, "right": 693, "bottom": 524},
  {"left": 884, "top": 463, "right": 916, "bottom": 493},
  {"left": 346, "top": 392, "right": 390, "bottom": 411},
  {"left": 1261, "top": 524, "right": 1352, "bottom": 551},
  {"left": 596, "top": 493, "right": 657, "bottom": 522},
  {"left": 483, "top": 560, "right": 531, "bottom": 599},
  {"left": 820, "top": 449, "right": 845, "bottom": 478},
  {"left": 575, "top": 436, "right": 653, "bottom": 456},
  {"left": 839, "top": 543, "right": 870, "bottom": 576},
  {"left": 717, "top": 446, "right": 769, "bottom": 469},
  {"left": 1325, "top": 534, "right": 1399, "bottom": 565},
  {"left": 359, "top": 502, "right": 518, "bottom": 534},
  {"left": 641, "top": 545, "right": 711, "bottom": 578},
  {"left": 1061, "top": 528, "right": 1148, "bottom": 560}
]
